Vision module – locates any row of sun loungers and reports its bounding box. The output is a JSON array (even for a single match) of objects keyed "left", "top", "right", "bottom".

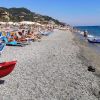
[{"left": 0, "top": 28, "right": 52, "bottom": 80}]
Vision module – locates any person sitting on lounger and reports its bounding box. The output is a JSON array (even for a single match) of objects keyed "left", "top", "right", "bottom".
[
  {"left": 25, "top": 30, "right": 37, "bottom": 41},
  {"left": 7, "top": 34, "right": 15, "bottom": 42},
  {"left": 15, "top": 32, "right": 27, "bottom": 42}
]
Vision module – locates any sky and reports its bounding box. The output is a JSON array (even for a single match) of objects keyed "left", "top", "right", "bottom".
[{"left": 0, "top": 0, "right": 100, "bottom": 26}]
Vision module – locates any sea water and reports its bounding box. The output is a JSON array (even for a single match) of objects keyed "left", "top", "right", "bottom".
[
  {"left": 75, "top": 26, "right": 100, "bottom": 52},
  {"left": 75, "top": 26, "right": 100, "bottom": 37}
]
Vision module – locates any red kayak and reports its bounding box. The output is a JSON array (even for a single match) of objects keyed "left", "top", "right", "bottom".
[{"left": 0, "top": 61, "right": 17, "bottom": 78}]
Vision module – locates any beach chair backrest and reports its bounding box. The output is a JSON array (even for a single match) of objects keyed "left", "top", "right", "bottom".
[
  {"left": 16, "top": 32, "right": 21, "bottom": 38},
  {"left": 0, "top": 43, "right": 5, "bottom": 51},
  {"left": 2, "top": 32, "right": 6, "bottom": 36},
  {"left": 0, "top": 32, "right": 2, "bottom": 37},
  {"left": 1, "top": 37, "right": 8, "bottom": 43},
  {"left": 11, "top": 32, "right": 15, "bottom": 36},
  {"left": 6, "top": 32, "right": 11, "bottom": 37}
]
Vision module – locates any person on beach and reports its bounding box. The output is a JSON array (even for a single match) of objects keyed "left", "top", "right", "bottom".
[
  {"left": 7, "top": 34, "right": 15, "bottom": 42},
  {"left": 83, "top": 30, "right": 88, "bottom": 38}
]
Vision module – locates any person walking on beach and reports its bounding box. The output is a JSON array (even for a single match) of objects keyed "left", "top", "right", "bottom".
[{"left": 83, "top": 30, "right": 88, "bottom": 38}]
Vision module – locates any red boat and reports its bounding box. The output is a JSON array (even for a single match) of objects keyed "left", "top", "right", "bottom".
[{"left": 0, "top": 61, "right": 17, "bottom": 78}]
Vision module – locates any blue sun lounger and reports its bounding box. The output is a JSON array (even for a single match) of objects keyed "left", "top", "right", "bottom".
[
  {"left": 0, "top": 42, "right": 5, "bottom": 55},
  {"left": 1, "top": 37, "right": 24, "bottom": 47}
]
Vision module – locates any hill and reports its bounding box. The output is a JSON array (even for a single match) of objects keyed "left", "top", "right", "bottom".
[{"left": 0, "top": 7, "right": 66, "bottom": 26}]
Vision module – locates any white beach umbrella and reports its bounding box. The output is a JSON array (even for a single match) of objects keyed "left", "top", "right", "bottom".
[
  {"left": 0, "top": 22, "right": 6, "bottom": 25},
  {"left": 7, "top": 22, "right": 14, "bottom": 25},
  {"left": 31, "top": 22, "right": 35, "bottom": 24},
  {"left": 20, "top": 21, "right": 33, "bottom": 25},
  {"left": 13, "top": 22, "right": 19, "bottom": 26},
  {"left": 35, "top": 22, "right": 41, "bottom": 26}
]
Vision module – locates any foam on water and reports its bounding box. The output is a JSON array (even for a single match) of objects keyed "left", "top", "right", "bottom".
[
  {"left": 75, "top": 26, "right": 100, "bottom": 37},
  {"left": 75, "top": 26, "right": 100, "bottom": 52}
]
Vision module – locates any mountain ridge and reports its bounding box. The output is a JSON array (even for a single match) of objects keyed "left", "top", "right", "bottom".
[{"left": 0, "top": 7, "right": 66, "bottom": 26}]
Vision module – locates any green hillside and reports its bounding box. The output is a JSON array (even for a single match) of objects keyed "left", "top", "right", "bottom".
[{"left": 0, "top": 7, "right": 65, "bottom": 26}]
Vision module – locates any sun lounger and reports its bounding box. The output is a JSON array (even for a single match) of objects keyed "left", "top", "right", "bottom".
[
  {"left": 1, "top": 37, "right": 24, "bottom": 47},
  {"left": 0, "top": 42, "right": 5, "bottom": 55}
]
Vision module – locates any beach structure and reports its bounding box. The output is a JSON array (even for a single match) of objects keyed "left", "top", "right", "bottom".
[{"left": 19, "top": 21, "right": 34, "bottom": 25}]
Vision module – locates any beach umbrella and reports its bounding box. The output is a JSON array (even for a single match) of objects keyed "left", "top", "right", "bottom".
[
  {"left": 0, "top": 22, "right": 6, "bottom": 25},
  {"left": 19, "top": 21, "right": 33, "bottom": 25},
  {"left": 7, "top": 22, "right": 14, "bottom": 25},
  {"left": 13, "top": 22, "right": 19, "bottom": 26},
  {"left": 35, "top": 22, "right": 42, "bottom": 26}
]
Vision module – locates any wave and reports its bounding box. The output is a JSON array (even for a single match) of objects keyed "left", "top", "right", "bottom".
[{"left": 87, "top": 34, "right": 94, "bottom": 38}]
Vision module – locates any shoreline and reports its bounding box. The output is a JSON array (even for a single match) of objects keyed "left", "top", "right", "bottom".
[
  {"left": 73, "top": 31, "right": 100, "bottom": 99},
  {"left": 73, "top": 32, "right": 100, "bottom": 76}
]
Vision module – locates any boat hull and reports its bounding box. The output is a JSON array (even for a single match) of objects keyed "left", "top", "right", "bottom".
[
  {"left": 0, "top": 61, "right": 17, "bottom": 78},
  {"left": 88, "top": 38, "right": 100, "bottom": 43}
]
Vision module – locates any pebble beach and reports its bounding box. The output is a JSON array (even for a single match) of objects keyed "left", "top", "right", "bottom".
[{"left": 0, "top": 29, "right": 100, "bottom": 100}]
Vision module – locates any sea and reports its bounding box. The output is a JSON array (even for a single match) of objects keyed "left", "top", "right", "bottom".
[
  {"left": 75, "top": 26, "right": 100, "bottom": 37},
  {"left": 74, "top": 26, "right": 100, "bottom": 52}
]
